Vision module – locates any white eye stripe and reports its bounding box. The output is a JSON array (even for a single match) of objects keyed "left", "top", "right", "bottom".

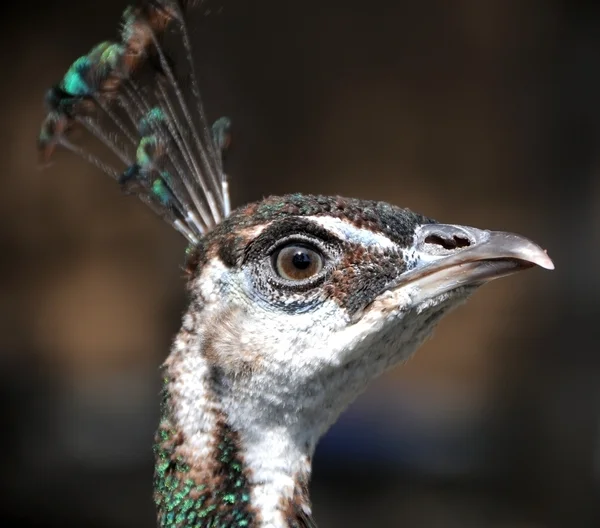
[{"left": 305, "top": 216, "right": 396, "bottom": 249}]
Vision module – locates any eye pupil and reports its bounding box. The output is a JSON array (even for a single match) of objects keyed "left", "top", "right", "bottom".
[{"left": 292, "top": 251, "right": 311, "bottom": 270}]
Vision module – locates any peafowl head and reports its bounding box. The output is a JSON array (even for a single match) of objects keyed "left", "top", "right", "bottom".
[
  {"left": 180, "top": 193, "right": 553, "bottom": 450},
  {"left": 38, "top": 2, "right": 554, "bottom": 526}
]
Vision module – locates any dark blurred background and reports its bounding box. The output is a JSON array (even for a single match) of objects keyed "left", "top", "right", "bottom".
[{"left": 2, "top": 1, "right": 599, "bottom": 527}]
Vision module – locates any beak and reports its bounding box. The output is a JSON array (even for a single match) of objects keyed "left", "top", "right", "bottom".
[{"left": 398, "top": 223, "right": 554, "bottom": 302}]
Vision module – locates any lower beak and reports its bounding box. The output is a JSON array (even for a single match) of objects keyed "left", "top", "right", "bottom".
[{"left": 398, "top": 223, "right": 554, "bottom": 302}]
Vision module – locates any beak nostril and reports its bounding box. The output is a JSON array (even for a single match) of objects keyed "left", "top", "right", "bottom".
[
  {"left": 424, "top": 234, "right": 472, "bottom": 250},
  {"left": 453, "top": 236, "right": 471, "bottom": 248}
]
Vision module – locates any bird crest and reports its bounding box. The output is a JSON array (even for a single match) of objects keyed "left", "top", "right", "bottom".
[{"left": 38, "top": 1, "right": 230, "bottom": 246}]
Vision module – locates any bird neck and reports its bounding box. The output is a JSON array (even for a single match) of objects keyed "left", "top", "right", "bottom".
[{"left": 153, "top": 309, "right": 315, "bottom": 528}]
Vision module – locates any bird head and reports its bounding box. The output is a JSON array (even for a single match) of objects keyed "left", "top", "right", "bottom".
[{"left": 183, "top": 194, "right": 553, "bottom": 448}]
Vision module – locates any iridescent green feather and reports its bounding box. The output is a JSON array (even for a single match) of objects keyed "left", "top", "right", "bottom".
[
  {"left": 60, "top": 56, "right": 91, "bottom": 96},
  {"left": 154, "top": 380, "right": 255, "bottom": 528}
]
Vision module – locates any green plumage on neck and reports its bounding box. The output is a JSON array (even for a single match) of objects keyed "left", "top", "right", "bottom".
[{"left": 153, "top": 380, "right": 255, "bottom": 528}]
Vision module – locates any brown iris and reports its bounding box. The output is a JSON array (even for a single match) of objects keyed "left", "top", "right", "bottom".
[{"left": 274, "top": 244, "right": 323, "bottom": 281}]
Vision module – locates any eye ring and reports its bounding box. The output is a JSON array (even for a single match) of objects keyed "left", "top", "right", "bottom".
[{"left": 272, "top": 243, "right": 324, "bottom": 281}]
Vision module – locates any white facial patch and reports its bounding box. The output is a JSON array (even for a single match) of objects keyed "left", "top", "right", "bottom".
[
  {"left": 306, "top": 215, "right": 396, "bottom": 249},
  {"left": 195, "top": 257, "right": 230, "bottom": 303}
]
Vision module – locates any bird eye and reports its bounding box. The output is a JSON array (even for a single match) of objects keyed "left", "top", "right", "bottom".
[{"left": 273, "top": 244, "right": 324, "bottom": 281}]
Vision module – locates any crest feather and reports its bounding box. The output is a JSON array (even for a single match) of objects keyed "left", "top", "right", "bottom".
[{"left": 38, "top": 0, "right": 230, "bottom": 245}]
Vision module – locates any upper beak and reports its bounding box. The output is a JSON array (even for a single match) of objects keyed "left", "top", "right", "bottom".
[{"left": 398, "top": 223, "right": 554, "bottom": 301}]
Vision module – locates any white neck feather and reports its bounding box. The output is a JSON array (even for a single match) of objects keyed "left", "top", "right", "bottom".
[{"left": 167, "top": 311, "right": 315, "bottom": 527}]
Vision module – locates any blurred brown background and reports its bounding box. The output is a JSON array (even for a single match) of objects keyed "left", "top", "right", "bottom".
[{"left": 1, "top": 1, "right": 599, "bottom": 527}]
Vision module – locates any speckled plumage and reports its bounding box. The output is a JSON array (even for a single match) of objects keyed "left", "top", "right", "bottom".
[
  {"left": 154, "top": 378, "right": 256, "bottom": 527},
  {"left": 223, "top": 194, "right": 430, "bottom": 243}
]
